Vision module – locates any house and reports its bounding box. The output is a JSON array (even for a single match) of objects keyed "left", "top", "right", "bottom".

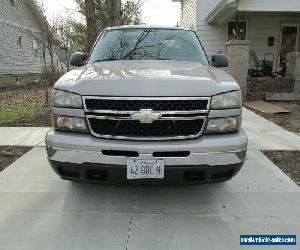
[
  {"left": 176, "top": 0, "right": 300, "bottom": 70},
  {"left": 0, "top": 0, "right": 64, "bottom": 86},
  {"left": 175, "top": 0, "right": 300, "bottom": 99}
]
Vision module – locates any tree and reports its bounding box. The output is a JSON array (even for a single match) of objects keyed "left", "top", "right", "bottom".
[
  {"left": 85, "top": 0, "right": 97, "bottom": 51},
  {"left": 53, "top": 17, "right": 89, "bottom": 53},
  {"left": 120, "top": 0, "right": 143, "bottom": 25},
  {"left": 26, "top": 1, "right": 62, "bottom": 84},
  {"left": 74, "top": 0, "right": 143, "bottom": 51},
  {"left": 105, "top": 0, "right": 121, "bottom": 26}
]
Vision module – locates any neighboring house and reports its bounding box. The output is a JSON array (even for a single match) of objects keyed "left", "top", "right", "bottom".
[
  {"left": 0, "top": 0, "right": 64, "bottom": 86},
  {"left": 175, "top": 0, "right": 300, "bottom": 72}
]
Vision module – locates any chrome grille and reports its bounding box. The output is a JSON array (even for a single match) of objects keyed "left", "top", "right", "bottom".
[
  {"left": 83, "top": 96, "right": 210, "bottom": 140},
  {"left": 88, "top": 119, "right": 205, "bottom": 138}
]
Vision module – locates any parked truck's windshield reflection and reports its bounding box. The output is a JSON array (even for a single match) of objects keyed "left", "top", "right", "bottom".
[{"left": 89, "top": 28, "right": 208, "bottom": 64}]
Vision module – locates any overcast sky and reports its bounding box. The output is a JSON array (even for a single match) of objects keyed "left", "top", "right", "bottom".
[{"left": 39, "top": 0, "right": 181, "bottom": 26}]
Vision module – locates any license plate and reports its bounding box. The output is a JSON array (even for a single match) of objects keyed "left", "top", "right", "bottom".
[{"left": 127, "top": 159, "right": 164, "bottom": 179}]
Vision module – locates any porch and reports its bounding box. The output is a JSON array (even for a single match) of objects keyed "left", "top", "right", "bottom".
[
  {"left": 205, "top": 0, "right": 300, "bottom": 100},
  {"left": 206, "top": 0, "right": 300, "bottom": 72}
]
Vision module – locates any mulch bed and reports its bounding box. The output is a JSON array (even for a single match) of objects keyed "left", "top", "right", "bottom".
[
  {"left": 0, "top": 84, "right": 51, "bottom": 108},
  {"left": 0, "top": 84, "right": 52, "bottom": 127},
  {"left": 263, "top": 151, "right": 300, "bottom": 186},
  {"left": 0, "top": 146, "right": 32, "bottom": 172}
]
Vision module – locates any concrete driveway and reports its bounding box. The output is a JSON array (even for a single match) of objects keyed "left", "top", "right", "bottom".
[{"left": 0, "top": 109, "right": 300, "bottom": 250}]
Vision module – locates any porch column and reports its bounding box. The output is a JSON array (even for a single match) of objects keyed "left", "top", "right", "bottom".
[
  {"left": 225, "top": 40, "right": 250, "bottom": 100},
  {"left": 287, "top": 52, "right": 300, "bottom": 94}
]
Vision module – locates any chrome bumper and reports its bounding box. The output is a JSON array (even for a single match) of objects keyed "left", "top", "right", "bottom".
[{"left": 46, "top": 129, "right": 248, "bottom": 166}]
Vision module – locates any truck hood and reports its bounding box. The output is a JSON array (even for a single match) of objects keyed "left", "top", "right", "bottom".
[{"left": 55, "top": 60, "right": 239, "bottom": 97}]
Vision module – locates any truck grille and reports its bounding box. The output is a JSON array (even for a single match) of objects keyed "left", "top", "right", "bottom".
[
  {"left": 89, "top": 119, "right": 205, "bottom": 138},
  {"left": 83, "top": 97, "right": 210, "bottom": 140},
  {"left": 85, "top": 99, "right": 209, "bottom": 111}
]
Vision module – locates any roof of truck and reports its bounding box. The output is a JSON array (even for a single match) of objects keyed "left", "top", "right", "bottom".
[{"left": 106, "top": 25, "right": 193, "bottom": 31}]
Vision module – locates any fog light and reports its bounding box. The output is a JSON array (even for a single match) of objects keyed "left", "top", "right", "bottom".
[
  {"left": 56, "top": 116, "right": 72, "bottom": 129},
  {"left": 53, "top": 115, "right": 88, "bottom": 132},
  {"left": 205, "top": 116, "right": 242, "bottom": 133}
]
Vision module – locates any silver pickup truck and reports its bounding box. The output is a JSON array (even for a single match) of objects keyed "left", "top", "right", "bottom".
[{"left": 46, "top": 25, "right": 248, "bottom": 184}]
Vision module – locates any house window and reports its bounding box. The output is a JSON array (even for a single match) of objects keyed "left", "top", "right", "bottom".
[
  {"left": 10, "top": 0, "right": 16, "bottom": 8},
  {"left": 32, "top": 40, "right": 38, "bottom": 58},
  {"left": 16, "top": 77, "right": 22, "bottom": 84},
  {"left": 17, "top": 35, "right": 22, "bottom": 50},
  {"left": 33, "top": 75, "right": 39, "bottom": 83},
  {"left": 33, "top": 48, "right": 38, "bottom": 58},
  {"left": 228, "top": 21, "right": 247, "bottom": 40}
]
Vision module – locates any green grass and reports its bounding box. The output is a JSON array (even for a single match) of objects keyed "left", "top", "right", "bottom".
[{"left": 0, "top": 107, "right": 36, "bottom": 125}]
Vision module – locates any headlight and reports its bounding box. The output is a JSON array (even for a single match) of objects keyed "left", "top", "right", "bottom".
[
  {"left": 53, "top": 90, "right": 83, "bottom": 108},
  {"left": 211, "top": 91, "right": 242, "bottom": 109},
  {"left": 205, "top": 116, "right": 242, "bottom": 133},
  {"left": 52, "top": 115, "right": 88, "bottom": 132}
]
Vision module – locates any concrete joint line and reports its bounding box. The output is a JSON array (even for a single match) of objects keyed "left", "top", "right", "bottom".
[{"left": 126, "top": 188, "right": 138, "bottom": 250}]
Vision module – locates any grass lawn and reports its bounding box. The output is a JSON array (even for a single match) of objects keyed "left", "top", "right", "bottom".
[
  {"left": 0, "top": 106, "right": 51, "bottom": 127},
  {"left": 0, "top": 107, "right": 36, "bottom": 126}
]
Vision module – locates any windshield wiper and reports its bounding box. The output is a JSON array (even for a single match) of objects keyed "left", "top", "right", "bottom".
[
  {"left": 93, "top": 58, "right": 120, "bottom": 63},
  {"left": 93, "top": 58, "right": 173, "bottom": 63}
]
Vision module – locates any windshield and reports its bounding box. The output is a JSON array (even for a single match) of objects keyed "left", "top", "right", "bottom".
[{"left": 89, "top": 28, "right": 208, "bottom": 64}]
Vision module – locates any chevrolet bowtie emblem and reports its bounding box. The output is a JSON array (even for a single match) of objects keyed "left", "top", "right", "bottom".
[{"left": 132, "top": 109, "right": 161, "bottom": 123}]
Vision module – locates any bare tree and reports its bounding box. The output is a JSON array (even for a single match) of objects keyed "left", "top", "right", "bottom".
[
  {"left": 26, "top": 1, "right": 60, "bottom": 83},
  {"left": 74, "top": 0, "right": 143, "bottom": 51},
  {"left": 120, "top": 0, "right": 143, "bottom": 25},
  {"left": 85, "top": 0, "right": 97, "bottom": 51},
  {"left": 105, "top": 0, "right": 121, "bottom": 26}
]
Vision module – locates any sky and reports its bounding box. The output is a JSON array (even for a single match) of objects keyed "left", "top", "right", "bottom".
[{"left": 39, "top": 0, "right": 181, "bottom": 26}]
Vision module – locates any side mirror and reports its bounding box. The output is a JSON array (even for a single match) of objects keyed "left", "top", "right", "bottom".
[
  {"left": 70, "top": 52, "right": 86, "bottom": 67},
  {"left": 211, "top": 54, "right": 229, "bottom": 68}
]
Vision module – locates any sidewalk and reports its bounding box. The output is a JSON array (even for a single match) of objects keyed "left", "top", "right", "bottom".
[
  {"left": 242, "top": 108, "right": 300, "bottom": 150},
  {"left": 0, "top": 127, "right": 50, "bottom": 147}
]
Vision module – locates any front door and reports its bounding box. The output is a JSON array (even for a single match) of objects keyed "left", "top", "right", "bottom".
[{"left": 279, "top": 25, "right": 299, "bottom": 74}]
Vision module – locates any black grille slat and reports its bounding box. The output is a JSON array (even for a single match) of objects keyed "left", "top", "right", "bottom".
[
  {"left": 89, "top": 119, "right": 204, "bottom": 138},
  {"left": 85, "top": 99, "right": 208, "bottom": 111}
]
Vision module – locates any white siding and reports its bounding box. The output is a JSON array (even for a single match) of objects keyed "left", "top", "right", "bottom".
[
  {"left": 180, "top": 0, "right": 197, "bottom": 30},
  {"left": 0, "top": 22, "right": 42, "bottom": 74},
  {"left": 0, "top": 0, "right": 63, "bottom": 76},
  {"left": 0, "top": 0, "right": 39, "bottom": 30},
  {"left": 196, "top": 0, "right": 227, "bottom": 58},
  {"left": 238, "top": 0, "right": 300, "bottom": 12}
]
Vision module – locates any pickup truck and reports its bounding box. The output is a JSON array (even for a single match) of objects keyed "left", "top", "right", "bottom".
[{"left": 46, "top": 25, "right": 248, "bottom": 184}]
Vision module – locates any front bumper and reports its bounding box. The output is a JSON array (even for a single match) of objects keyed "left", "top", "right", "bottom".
[
  {"left": 46, "top": 129, "right": 248, "bottom": 184},
  {"left": 49, "top": 161, "right": 243, "bottom": 185}
]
